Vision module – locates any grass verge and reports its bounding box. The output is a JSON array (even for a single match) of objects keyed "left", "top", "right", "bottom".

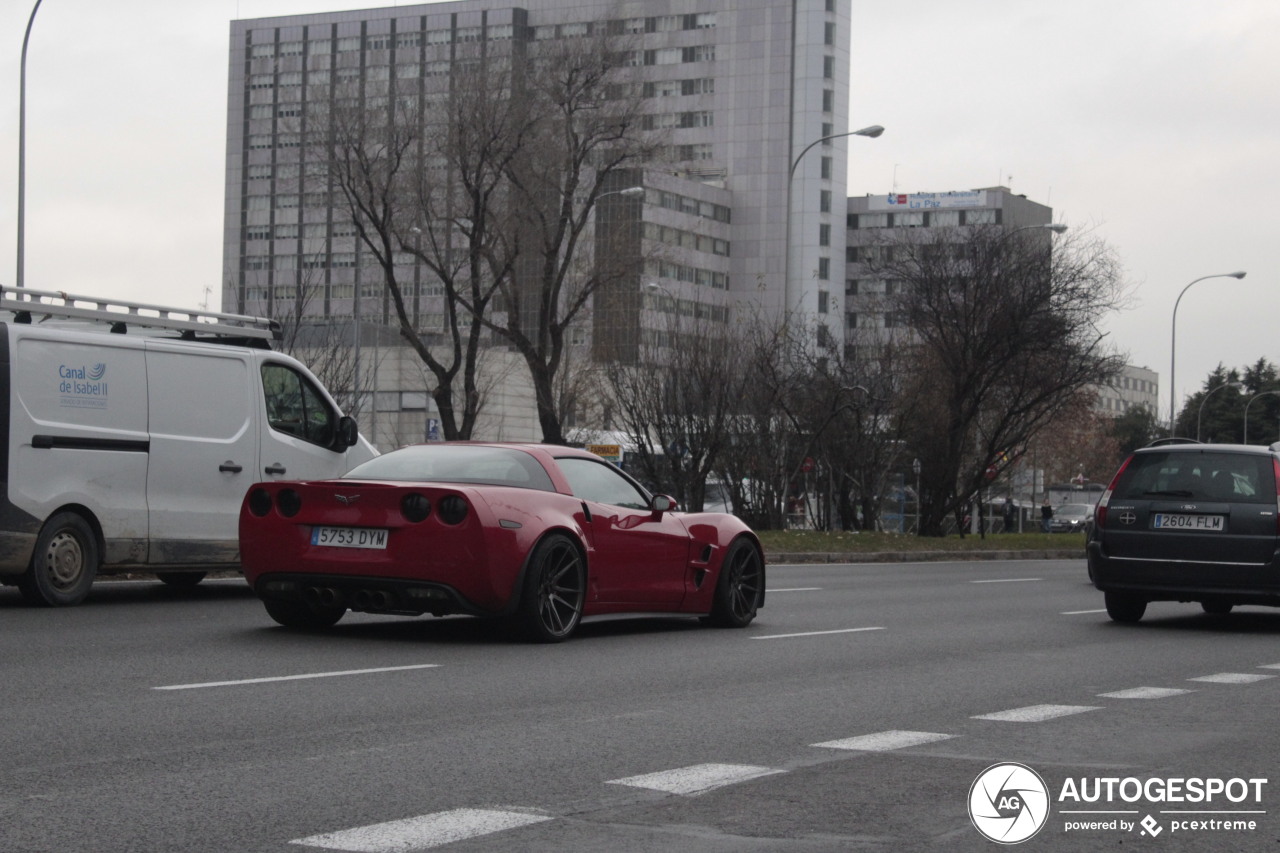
[{"left": 755, "top": 529, "right": 1086, "bottom": 554}]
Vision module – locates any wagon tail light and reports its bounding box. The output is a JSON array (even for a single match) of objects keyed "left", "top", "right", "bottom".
[
  {"left": 1094, "top": 454, "right": 1133, "bottom": 530},
  {"left": 1274, "top": 458, "right": 1280, "bottom": 535}
]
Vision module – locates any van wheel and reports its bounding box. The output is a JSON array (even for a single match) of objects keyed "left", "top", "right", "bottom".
[
  {"left": 156, "top": 572, "right": 207, "bottom": 588},
  {"left": 1104, "top": 592, "right": 1146, "bottom": 623},
  {"left": 19, "top": 513, "right": 99, "bottom": 607}
]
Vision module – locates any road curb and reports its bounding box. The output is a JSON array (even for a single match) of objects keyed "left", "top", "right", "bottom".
[{"left": 766, "top": 549, "right": 1085, "bottom": 564}]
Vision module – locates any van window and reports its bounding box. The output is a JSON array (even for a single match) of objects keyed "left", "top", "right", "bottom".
[{"left": 261, "top": 363, "right": 337, "bottom": 448}]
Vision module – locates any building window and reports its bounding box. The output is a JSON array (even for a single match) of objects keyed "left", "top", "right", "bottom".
[
  {"left": 820, "top": 156, "right": 832, "bottom": 179},
  {"left": 819, "top": 190, "right": 831, "bottom": 213},
  {"left": 818, "top": 290, "right": 830, "bottom": 314},
  {"left": 823, "top": 56, "right": 834, "bottom": 78},
  {"left": 822, "top": 89, "right": 834, "bottom": 113},
  {"left": 824, "top": 23, "right": 836, "bottom": 46},
  {"left": 817, "top": 257, "right": 830, "bottom": 280},
  {"left": 818, "top": 224, "right": 830, "bottom": 246}
]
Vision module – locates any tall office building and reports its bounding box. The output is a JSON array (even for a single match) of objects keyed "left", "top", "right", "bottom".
[{"left": 222, "top": 1, "right": 853, "bottom": 358}]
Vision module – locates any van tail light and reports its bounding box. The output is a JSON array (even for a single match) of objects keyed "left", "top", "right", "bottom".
[{"left": 1095, "top": 454, "right": 1134, "bottom": 530}]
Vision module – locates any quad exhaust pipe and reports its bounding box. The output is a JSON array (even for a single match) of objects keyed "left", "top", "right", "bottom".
[
  {"left": 351, "top": 589, "right": 394, "bottom": 611},
  {"left": 303, "top": 586, "right": 341, "bottom": 607}
]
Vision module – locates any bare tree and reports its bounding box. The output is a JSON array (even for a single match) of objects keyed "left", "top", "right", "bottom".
[
  {"left": 487, "top": 30, "right": 662, "bottom": 445},
  {"left": 318, "top": 82, "right": 494, "bottom": 440},
  {"left": 869, "top": 225, "right": 1128, "bottom": 536},
  {"left": 602, "top": 296, "right": 749, "bottom": 511}
]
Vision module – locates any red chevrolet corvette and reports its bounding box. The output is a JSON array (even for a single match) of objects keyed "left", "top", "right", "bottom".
[{"left": 238, "top": 443, "right": 765, "bottom": 641}]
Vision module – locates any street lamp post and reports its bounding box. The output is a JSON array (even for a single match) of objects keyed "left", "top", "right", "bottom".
[
  {"left": 1169, "top": 271, "right": 1247, "bottom": 436},
  {"left": 1196, "top": 380, "right": 1245, "bottom": 442},
  {"left": 1244, "top": 390, "right": 1280, "bottom": 444},
  {"left": 784, "top": 124, "right": 883, "bottom": 324},
  {"left": 17, "top": 0, "right": 45, "bottom": 289}
]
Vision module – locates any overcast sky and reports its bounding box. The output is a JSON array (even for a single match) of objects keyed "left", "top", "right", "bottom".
[{"left": 1, "top": 1, "right": 1277, "bottom": 428}]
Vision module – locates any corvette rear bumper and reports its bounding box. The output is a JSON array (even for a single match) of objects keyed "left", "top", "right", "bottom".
[{"left": 252, "top": 572, "right": 517, "bottom": 618}]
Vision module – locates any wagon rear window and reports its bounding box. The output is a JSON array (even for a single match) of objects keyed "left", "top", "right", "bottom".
[{"left": 1113, "top": 451, "right": 1275, "bottom": 504}]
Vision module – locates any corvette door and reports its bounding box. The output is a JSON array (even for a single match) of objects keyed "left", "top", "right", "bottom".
[{"left": 556, "top": 456, "right": 689, "bottom": 605}]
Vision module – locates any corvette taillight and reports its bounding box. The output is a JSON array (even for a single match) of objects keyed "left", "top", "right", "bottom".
[
  {"left": 1095, "top": 454, "right": 1134, "bottom": 530},
  {"left": 401, "top": 493, "right": 431, "bottom": 523},
  {"left": 277, "top": 488, "right": 302, "bottom": 518},
  {"left": 248, "top": 487, "right": 272, "bottom": 517},
  {"left": 438, "top": 495, "right": 469, "bottom": 525}
]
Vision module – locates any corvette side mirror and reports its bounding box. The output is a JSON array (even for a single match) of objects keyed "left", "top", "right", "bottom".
[{"left": 651, "top": 494, "right": 677, "bottom": 513}]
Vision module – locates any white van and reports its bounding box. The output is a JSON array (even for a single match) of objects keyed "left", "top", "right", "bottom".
[{"left": 0, "top": 288, "right": 377, "bottom": 606}]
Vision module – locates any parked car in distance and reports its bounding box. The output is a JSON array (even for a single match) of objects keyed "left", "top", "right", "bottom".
[
  {"left": 239, "top": 443, "right": 766, "bottom": 642},
  {"left": 1088, "top": 441, "right": 1280, "bottom": 623},
  {"left": 1049, "top": 503, "right": 1093, "bottom": 534}
]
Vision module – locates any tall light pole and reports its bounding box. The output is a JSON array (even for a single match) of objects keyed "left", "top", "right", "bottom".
[
  {"left": 784, "top": 124, "right": 883, "bottom": 324},
  {"left": 1169, "top": 271, "right": 1246, "bottom": 436},
  {"left": 1196, "top": 380, "right": 1245, "bottom": 442},
  {"left": 17, "top": 0, "right": 45, "bottom": 289},
  {"left": 1244, "top": 390, "right": 1280, "bottom": 444}
]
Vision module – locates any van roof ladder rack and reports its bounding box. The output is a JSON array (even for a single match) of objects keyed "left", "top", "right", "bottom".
[{"left": 0, "top": 286, "right": 280, "bottom": 342}]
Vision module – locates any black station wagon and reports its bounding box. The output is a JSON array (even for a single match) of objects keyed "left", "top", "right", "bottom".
[{"left": 1088, "top": 441, "right": 1280, "bottom": 622}]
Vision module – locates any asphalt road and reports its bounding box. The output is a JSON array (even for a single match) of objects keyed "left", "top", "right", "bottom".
[{"left": 3, "top": 559, "right": 1280, "bottom": 852}]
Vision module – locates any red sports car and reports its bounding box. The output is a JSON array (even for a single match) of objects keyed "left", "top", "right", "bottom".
[{"left": 238, "top": 443, "right": 765, "bottom": 642}]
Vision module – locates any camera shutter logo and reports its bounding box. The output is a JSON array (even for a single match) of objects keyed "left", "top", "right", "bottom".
[{"left": 969, "top": 762, "right": 1050, "bottom": 844}]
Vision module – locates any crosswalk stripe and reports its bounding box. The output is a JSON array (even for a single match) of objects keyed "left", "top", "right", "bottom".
[{"left": 290, "top": 808, "right": 551, "bottom": 852}]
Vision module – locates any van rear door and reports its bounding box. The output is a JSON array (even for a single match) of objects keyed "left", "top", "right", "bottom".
[{"left": 144, "top": 343, "right": 257, "bottom": 564}]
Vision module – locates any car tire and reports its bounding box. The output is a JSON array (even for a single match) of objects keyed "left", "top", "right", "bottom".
[
  {"left": 1201, "top": 601, "right": 1234, "bottom": 615},
  {"left": 1104, "top": 592, "right": 1146, "bottom": 624},
  {"left": 263, "top": 597, "right": 345, "bottom": 630},
  {"left": 706, "top": 537, "right": 764, "bottom": 628},
  {"left": 517, "top": 533, "right": 585, "bottom": 643},
  {"left": 156, "top": 571, "right": 207, "bottom": 588},
  {"left": 18, "top": 512, "right": 98, "bottom": 607}
]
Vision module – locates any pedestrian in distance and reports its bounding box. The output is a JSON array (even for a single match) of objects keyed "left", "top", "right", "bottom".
[
  {"left": 1002, "top": 498, "right": 1016, "bottom": 533},
  {"left": 1040, "top": 499, "right": 1053, "bottom": 533}
]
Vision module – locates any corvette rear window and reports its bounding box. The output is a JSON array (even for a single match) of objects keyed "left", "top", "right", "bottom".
[
  {"left": 1113, "top": 451, "right": 1275, "bottom": 504},
  {"left": 343, "top": 446, "right": 556, "bottom": 491}
]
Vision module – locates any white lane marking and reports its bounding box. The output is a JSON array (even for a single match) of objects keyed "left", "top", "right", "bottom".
[
  {"left": 1062, "top": 608, "right": 1107, "bottom": 615},
  {"left": 154, "top": 664, "right": 440, "bottom": 691},
  {"left": 1257, "top": 663, "right": 1280, "bottom": 670},
  {"left": 971, "top": 578, "right": 1042, "bottom": 584},
  {"left": 751, "top": 627, "right": 885, "bottom": 640},
  {"left": 768, "top": 587, "right": 823, "bottom": 592},
  {"left": 812, "top": 730, "right": 955, "bottom": 752},
  {"left": 606, "top": 763, "right": 784, "bottom": 796},
  {"left": 290, "top": 808, "right": 551, "bottom": 852},
  {"left": 1098, "top": 686, "right": 1194, "bottom": 699},
  {"left": 1189, "top": 672, "right": 1276, "bottom": 684},
  {"left": 973, "top": 704, "right": 1102, "bottom": 722}
]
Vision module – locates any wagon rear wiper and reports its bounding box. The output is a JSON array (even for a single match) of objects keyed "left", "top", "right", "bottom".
[{"left": 1144, "top": 489, "right": 1194, "bottom": 497}]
